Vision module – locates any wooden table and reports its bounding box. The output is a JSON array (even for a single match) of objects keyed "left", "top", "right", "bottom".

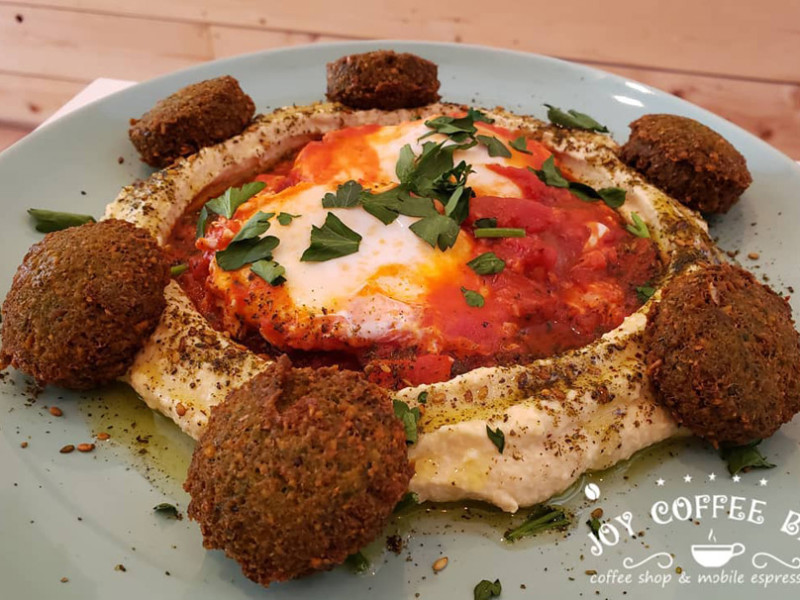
[{"left": 1, "top": 1, "right": 798, "bottom": 158}]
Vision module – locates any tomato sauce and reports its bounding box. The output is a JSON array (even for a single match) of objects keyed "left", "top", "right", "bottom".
[{"left": 165, "top": 120, "right": 661, "bottom": 390}]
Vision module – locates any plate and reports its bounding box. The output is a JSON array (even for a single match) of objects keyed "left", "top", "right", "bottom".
[{"left": 2, "top": 41, "right": 800, "bottom": 600}]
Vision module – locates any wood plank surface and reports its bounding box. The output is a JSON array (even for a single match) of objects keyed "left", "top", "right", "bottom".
[
  {"left": 0, "top": 72, "right": 83, "bottom": 127},
  {"left": 6, "top": 0, "right": 799, "bottom": 82},
  {"left": 0, "top": 122, "right": 30, "bottom": 151}
]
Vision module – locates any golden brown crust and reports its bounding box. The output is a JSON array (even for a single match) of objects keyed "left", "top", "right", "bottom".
[
  {"left": 0, "top": 219, "right": 170, "bottom": 389},
  {"left": 184, "top": 356, "right": 413, "bottom": 585},
  {"left": 645, "top": 263, "right": 800, "bottom": 445}
]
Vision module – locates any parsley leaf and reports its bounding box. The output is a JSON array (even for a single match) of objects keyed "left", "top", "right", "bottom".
[
  {"left": 485, "top": 424, "right": 504, "bottom": 452},
  {"left": 529, "top": 156, "right": 569, "bottom": 188},
  {"left": 720, "top": 440, "right": 776, "bottom": 475},
  {"left": 393, "top": 399, "right": 421, "bottom": 445},
  {"left": 216, "top": 235, "right": 279, "bottom": 271},
  {"left": 27, "top": 209, "right": 95, "bottom": 233},
  {"left": 587, "top": 517, "right": 602, "bottom": 538},
  {"left": 474, "top": 579, "right": 502, "bottom": 600},
  {"left": 322, "top": 180, "right": 363, "bottom": 208},
  {"left": 410, "top": 214, "right": 461, "bottom": 250},
  {"left": 626, "top": 212, "right": 650, "bottom": 238},
  {"left": 361, "top": 186, "right": 438, "bottom": 225},
  {"left": 417, "top": 391, "right": 429, "bottom": 404},
  {"left": 276, "top": 212, "right": 300, "bottom": 226},
  {"left": 467, "top": 252, "right": 506, "bottom": 275},
  {"left": 394, "top": 492, "right": 419, "bottom": 513},
  {"left": 477, "top": 135, "right": 512, "bottom": 158},
  {"left": 230, "top": 211, "right": 274, "bottom": 243},
  {"left": 509, "top": 136, "right": 532, "bottom": 154},
  {"left": 396, "top": 144, "right": 416, "bottom": 183},
  {"left": 636, "top": 285, "right": 656, "bottom": 303},
  {"left": 196, "top": 205, "right": 209, "bottom": 238},
  {"left": 345, "top": 551, "right": 370, "bottom": 573},
  {"left": 545, "top": 104, "right": 609, "bottom": 132},
  {"left": 250, "top": 259, "right": 286, "bottom": 285},
  {"left": 473, "top": 217, "right": 497, "bottom": 229},
  {"left": 205, "top": 182, "right": 266, "bottom": 219},
  {"left": 473, "top": 227, "right": 525, "bottom": 239},
  {"left": 504, "top": 505, "right": 570, "bottom": 542},
  {"left": 301, "top": 213, "right": 362, "bottom": 262},
  {"left": 153, "top": 503, "right": 182, "bottom": 520}
]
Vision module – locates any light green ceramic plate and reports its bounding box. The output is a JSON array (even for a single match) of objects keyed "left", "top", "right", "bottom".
[{"left": 1, "top": 41, "right": 799, "bottom": 600}]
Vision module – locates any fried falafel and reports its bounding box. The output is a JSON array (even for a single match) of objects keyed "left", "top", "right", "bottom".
[
  {"left": 129, "top": 75, "right": 255, "bottom": 168},
  {"left": 0, "top": 219, "right": 170, "bottom": 389},
  {"left": 645, "top": 262, "right": 800, "bottom": 446},
  {"left": 620, "top": 114, "right": 752, "bottom": 214},
  {"left": 184, "top": 355, "right": 413, "bottom": 586},
  {"left": 326, "top": 50, "right": 441, "bottom": 110}
]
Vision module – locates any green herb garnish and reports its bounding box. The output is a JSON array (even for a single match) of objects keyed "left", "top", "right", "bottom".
[
  {"left": 196, "top": 181, "right": 266, "bottom": 238},
  {"left": 345, "top": 551, "right": 370, "bottom": 573},
  {"left": 474, "top": 578, "right": 502, "bottom": 600},
  {"left": 230, "top": 211, "right": 274, "bottom": 243},
  {"left": 477, "top": 135, "right": 511, "bottom": 158},
  {"left": 28, "top": 209, "right": 95, "bottom": 233},
  {"left": 486, "top": 424, "right": 504, "bottom": 452},
  {"left": 473, "top": 217, "right": 497, "bottom": 229},
  {"left": 473, "top": 227, "right": 526, "bottom": 239},
  {"left": 530, "top": 156, "right": 569, "bottom": 188},
  {"left": 153, "top": 503, "right": 181, "bottom": 519},
  {"left": 587, "top": 517, "right": 602, "bottom": 538},
  {"left": 394, "top": 492, "right": 420, "bottom": 513},
  {"left": 410, "top": 214, "right": 461, "bottom": 251},
  {"left": 276, "top": 212, "right": 300, "bottom": 226},
  {"left": 529, "top": 157, "right": 626, "bottom": 208},
  {"left": 509, "top": 136, "right": 532, "bottom": 154},
  {"left": 393, "top": 399, "right": 421, "bottom": 445},
  {"left": 300, "top": 213, "right": 362, "bottom": 262},
  {"left": 250, "top": 259, "right": 286, "bottom": 286},
  {"left": 322, "top": 180, "right": 364, "bottom": 208},
  {"left": 467, "top": 252, "right": 506, "bottom": 275},
  {"left": 626, "top": 212, "right": 650, "bottom": 238},
  {"left": 216, "top": 235, "right": 280, "bottom": 271},
  {"left": 545, "top": 104, "right": 609, "bottom": 132},
  {"left": 636, "top": 285, "right": 656, "bottom": 303},
  {"left": 205, "top": 182, "right": 265, "bottom": 219},
  {"left": 721, "top": 440, "right": 776, "bottom": 475},
  {"left": 417, "top": 391, "right": 429, "bottom": 405},
  {"left": 170, "top": 264, "right": 188, "bottom": 277},
  {"left": 504, "top": 505, "right": 570, "bottom": 542}
]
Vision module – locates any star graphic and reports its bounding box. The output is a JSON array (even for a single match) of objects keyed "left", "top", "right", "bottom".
[
  {"left": 656, "top": 478, "right": 665, "bottom": 486},
  {"left": 732, "top": 475, "right": 742, "bottom": 483},
  {"left": 759, "top": 478, "right": 768, "bottom": 487},
  {"left": 708, "top": 473, "right": 717, "bottom": 482},
  {"left": 684, "top": 474, "right": 693, "bottom": 483}
]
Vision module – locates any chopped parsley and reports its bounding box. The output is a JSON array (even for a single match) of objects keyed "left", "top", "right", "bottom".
[
  {"left": 300, "top": 212, "right": 362, "bottom": 262},
  {"left": 169, "top": 264, "right": 188, "bottom": 277},
  {"left": 486, "top": 424, "right": 504, "bottom": 452},
  {"left": 720, "top": 440, "right": 776, "bottom": 475},
  {"left": 196, "top": 181, "right": 266, "bottom": 238},
  {"left": 153, "top": 503, "right": 182, "bottom": 519},
  {"left": 394, "top": 492, "right": 420, "bottom": 513},
  {"left": 529, "top": 156, "right": 626, "bottom": 208},
  {"left": 462, "top": 287, "right": 485, "bottom": 308},
  {"left": 504, "top": 505, "right": 570, "bottom": 542},
  {"left": 473, "top": 217, "right": 498, "bottom": 229},
  {"left": 410, "top": 214, "right": 461, "bottom": 250},
  {"left": 345, "top": 551, "right": 370, "bottom": 573},
  {"left": 216, "top": 235, "right": 279, "bottom": 271},
  {"left": 509, "top": 136, "right": 533, "bottom": 154},
  {"left": 626, "top": 212, "right": 650, "bottom": 238},
  {"left": 393, "top": 399, "right": 421, "bottom": 445},
  {"left": 545, "top": 104, "right": 609, "bottom": 132},
  {"left": 476, "top": 134, "right": 511, "bottom": 158},
  {"left": 587, "top": 516, "right": 602, "bottom": 538},
  {"left": 250, "top": 259, "right": 286, "bottom": 286},
  {"left": 473, "top": 578, "right": 502, "bottom": 600},
  {"left": 636, "top": 285, "right": 656, "bottom": 303},
  {"left": 28, "top": 209, "right": 95, "bottom": 233},
  {"left": 230, "top": 211, "right": 274, "bottom": 243},
  {"left": 417, "top": 391, "right": 429, "bottom": 405},
  {"left": 322, "top": 180, "right": 363, "bottom": 208},
  {"left": 276, "top": 212, "right": 300, "bottom": 226},
  {"left": 467, "top": 252, "right": 505, "bottom": 275}
]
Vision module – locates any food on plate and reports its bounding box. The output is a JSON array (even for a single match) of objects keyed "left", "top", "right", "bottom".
[
  {"left": 645, "top": 262, "right": 800, "bottom": 446},
  {"left": 184, "top": 355, "right": 412, "bottom": 585},
  {"left": 326, "top": 50, "right": 440, "bottom": 109},
  {"left": 129, "top": 75, "right": 255, "bottom": 168},
  {"left": 0, "top": 219, "right": 169, "bottom": 390},
  {"left": 620, "top": 113, "right": 752, "bottom": 214}
]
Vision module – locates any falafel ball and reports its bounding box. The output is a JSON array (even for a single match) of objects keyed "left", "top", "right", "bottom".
[
  {"left": 129, "top": 75, "right": 255, "bottom": 168},
  {"left": 0, "top": 219, "right": 170, "bottom": 390},
  {"left": 645, "top": 263, "right": 800, "bottom": 446},
  {"left": 620, "top": 114, "right": 752, "bottom": 214},
  {"left": 184, "top": 355, "right": 413, "bottom": 586},
  {"left": 326, "top": 50, "right": 440, "bottom": 110}
]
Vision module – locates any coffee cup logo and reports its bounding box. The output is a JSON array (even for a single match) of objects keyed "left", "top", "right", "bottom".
[{"left": 691, "top": 530, "right": 746, "bottom": 568}]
